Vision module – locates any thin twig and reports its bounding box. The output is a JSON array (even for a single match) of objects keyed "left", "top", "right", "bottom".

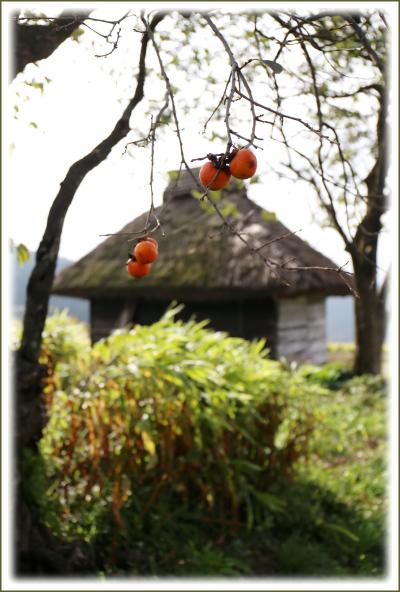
[
  {"left": 203, "top": 14, "right": 257, "bottom": 149},
  {"left": 235, "top": 89, "right": 335, "bottom": 142},
  {"left": 203, "top": 73, "right": 232, "bottom": 134},
  {"left": 255, "top": 229, "right": 303, "bottom": 251}
]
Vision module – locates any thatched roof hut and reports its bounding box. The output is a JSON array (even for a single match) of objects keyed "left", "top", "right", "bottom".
[{"left": 53, "top": 169, "right": 351, "bottom": 362}]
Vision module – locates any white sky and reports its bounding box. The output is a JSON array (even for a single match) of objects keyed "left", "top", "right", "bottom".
[{"left": 3, "top": 1, "right": 396, "bottom": 279}]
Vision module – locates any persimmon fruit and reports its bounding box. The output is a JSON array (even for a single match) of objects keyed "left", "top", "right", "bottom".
[
  {"left": 134, "top": 240, "right": 158, "bottom": 264},
  {"left": 144, "top": 237, "right": 158, "bottom": 249},
  {"left": 199, "top": 161, "right": 231, "bottom": 190},
  {"left": 127, "top": 259, "right": 151, "bottom": 278},
  {"left": 229, "top": 148, "right": 257, "bottom": 180}
]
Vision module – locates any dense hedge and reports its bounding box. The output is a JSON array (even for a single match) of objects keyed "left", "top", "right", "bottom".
[{"left": 27, "top": 307, "right": 323, "bottom": 543}]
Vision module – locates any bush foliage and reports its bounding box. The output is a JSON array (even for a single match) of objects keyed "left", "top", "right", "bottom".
[
  {"left": 37, "top": 306, "right": 320, "bottom": 542},
  {"left": 17, "top": 310, "right": 386, "bottom": 575}
]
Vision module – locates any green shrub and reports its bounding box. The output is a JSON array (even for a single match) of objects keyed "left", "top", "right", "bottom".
[
  {"left": 38, "top": 306, "right": 320, "bottom": 543},
  {"left": 40, "top": 309, "right": 90, "bottom": 362},
  {"left": 19, "top": 311, "right": 386, "bottom": 575},
  {"left": 175, "top": 541, "right": 252, "bottom": 576},
  {"left": 274, "top": 533, "right": 345, "bottom": 575},
  {"left": 12, "top": 309, "right": 90, "bottom": 358},
  {"left": 297, "top": 362, "right": 354, "bottom": 389}
]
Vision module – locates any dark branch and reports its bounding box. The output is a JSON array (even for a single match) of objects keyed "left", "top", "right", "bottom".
[
  {"left": 346, "top": 15, "right": 385, "bottom": 72},
  {"left": 13, "top": 10, "right": 91, "bottom": 77}
]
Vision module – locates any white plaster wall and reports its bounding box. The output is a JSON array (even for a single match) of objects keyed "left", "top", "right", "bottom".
[{"left": 276, "top": 297, "right": 327, "bottom": 364}]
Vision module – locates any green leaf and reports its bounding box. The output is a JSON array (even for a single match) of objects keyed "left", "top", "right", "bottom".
[
  {"left": 323, "top": 522, "right": 360, "bottom": 542},
  {"left": 29, "top": 122, "right": 38, "bottom": 129},
  {"left": 262, "top": 60, "right": 284, "bottom": 74},
  {"left": 231, "top": 459, "right": 263, "bottom": 473},
  {"left": 250, "top": 488, "right": 286, "bottom": 513},
  {"left": 168, "top": 170, "right": 179, "bottom": 180},
  {"left": 220, "top": 202, "right": 240, "bottom": 218},
  {"left": 71, "top": 27, "right": 84, "bottom": 42},
  {"left": 232, "top": 178, "right": 244, "bottom": 190},
  {"left": 261, "top": 210, "right": 277, "bottom": 222},
  {"left": 16, "top": 243, "right": 29, "bottom": 265},
  {"left": 191, "top": 190, "right": 204, "bottom": 199},
  {"left": 26, "top": 81, "right": 44, "bottom": 94},
  {"left": 209, "top": 131, "right": 226, "bottom": 142},
  {"left": 199, "top": 200, "right": 215, "bottom": 214}
]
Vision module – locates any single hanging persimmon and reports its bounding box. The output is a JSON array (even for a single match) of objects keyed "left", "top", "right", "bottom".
[
  {"left": 199, "top": 161, "right": 231, "bottom": 190},
  {"left": 229, "top": 148, "right": 257, "bottom": 180},
  {"left": 127, "top": 259, "right": 151, "bottom": 278},
  {"left": 134, "top": 239, "right": 158, "bottom": 264}
]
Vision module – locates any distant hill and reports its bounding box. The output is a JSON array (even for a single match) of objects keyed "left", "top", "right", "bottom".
[
  {"left": 11, "top": 250, "right": 355, "bottom": 342},
  {"left": 11, "top": 250, "right": 89, "bottom": 323}
]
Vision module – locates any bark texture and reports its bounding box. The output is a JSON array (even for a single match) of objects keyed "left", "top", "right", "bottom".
[
  {"left": 351, "top": 85, "right": 387, "bottom": 375},
  {"left": 13, "top": 11, "right": 91, "bottom": 77}
]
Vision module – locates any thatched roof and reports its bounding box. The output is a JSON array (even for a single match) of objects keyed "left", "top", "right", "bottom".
[{"left": 53, "top": 169, "right": 352, "bottom": 300}]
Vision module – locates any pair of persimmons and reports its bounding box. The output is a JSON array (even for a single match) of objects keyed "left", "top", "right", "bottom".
[
  {"left": 127, "top": 148, "right": 257, "bottom": 278},
  {"left": 127, "top": 237, "right": 158, "bottom": 278},
  {"left": 199, "top": 147, "right": 257, "bottom": 190}
]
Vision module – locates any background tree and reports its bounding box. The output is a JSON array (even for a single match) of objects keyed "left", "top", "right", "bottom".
[{"left": 263, "top": 11, "right": 388, "bottom": 375}]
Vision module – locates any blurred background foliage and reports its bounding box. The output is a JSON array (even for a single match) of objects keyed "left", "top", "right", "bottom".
[{"left": 14, "top": 309, "right": 387, "bottom": 576}]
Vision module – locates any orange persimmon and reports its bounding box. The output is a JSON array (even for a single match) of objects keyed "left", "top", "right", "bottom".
[
  {"left": 127, "top": 260, "right": 151, "bottom": 278},
  {"left": 134, "top": 240, "right": 158, "bottom": 264},
  {"left": 229, "top": 148, "right": 257, "bottom": 180},
  {"left": 144, "top": 237, "right": 158, "bottom": 249},
  {"left": 199, "top": 161, "right": 231, "bottom": 190}
]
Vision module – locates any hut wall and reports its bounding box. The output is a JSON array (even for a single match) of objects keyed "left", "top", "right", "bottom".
[
  {"left": 132, "top": 297, "right": 278, "bottom": 355},
  {"left": 90, "top": 299, "right": 136, "bottom": 342},
  {"left": 91, "top": 296, "right": 278, "bottom": 358},
  {"left": 276, "top": 296, "right": 326, "bottom": 364},
  {"left": 239, "top": 299, "right": 277, "bottom": 356}
]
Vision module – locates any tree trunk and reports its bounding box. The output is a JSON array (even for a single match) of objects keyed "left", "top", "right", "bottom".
[
  {"left": 353, "top": 275, "right": 385, "bottom": 375},
  {"left": 351, "top": 85, "right": 387, "bottom": 375},
  {"left": 14, "top": 14, "right": 164, "bottom": 574}
]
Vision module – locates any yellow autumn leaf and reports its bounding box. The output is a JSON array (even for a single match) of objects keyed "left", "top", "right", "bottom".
[{"left": 142, "top": 431, "right": 156, "bottom": 455}]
